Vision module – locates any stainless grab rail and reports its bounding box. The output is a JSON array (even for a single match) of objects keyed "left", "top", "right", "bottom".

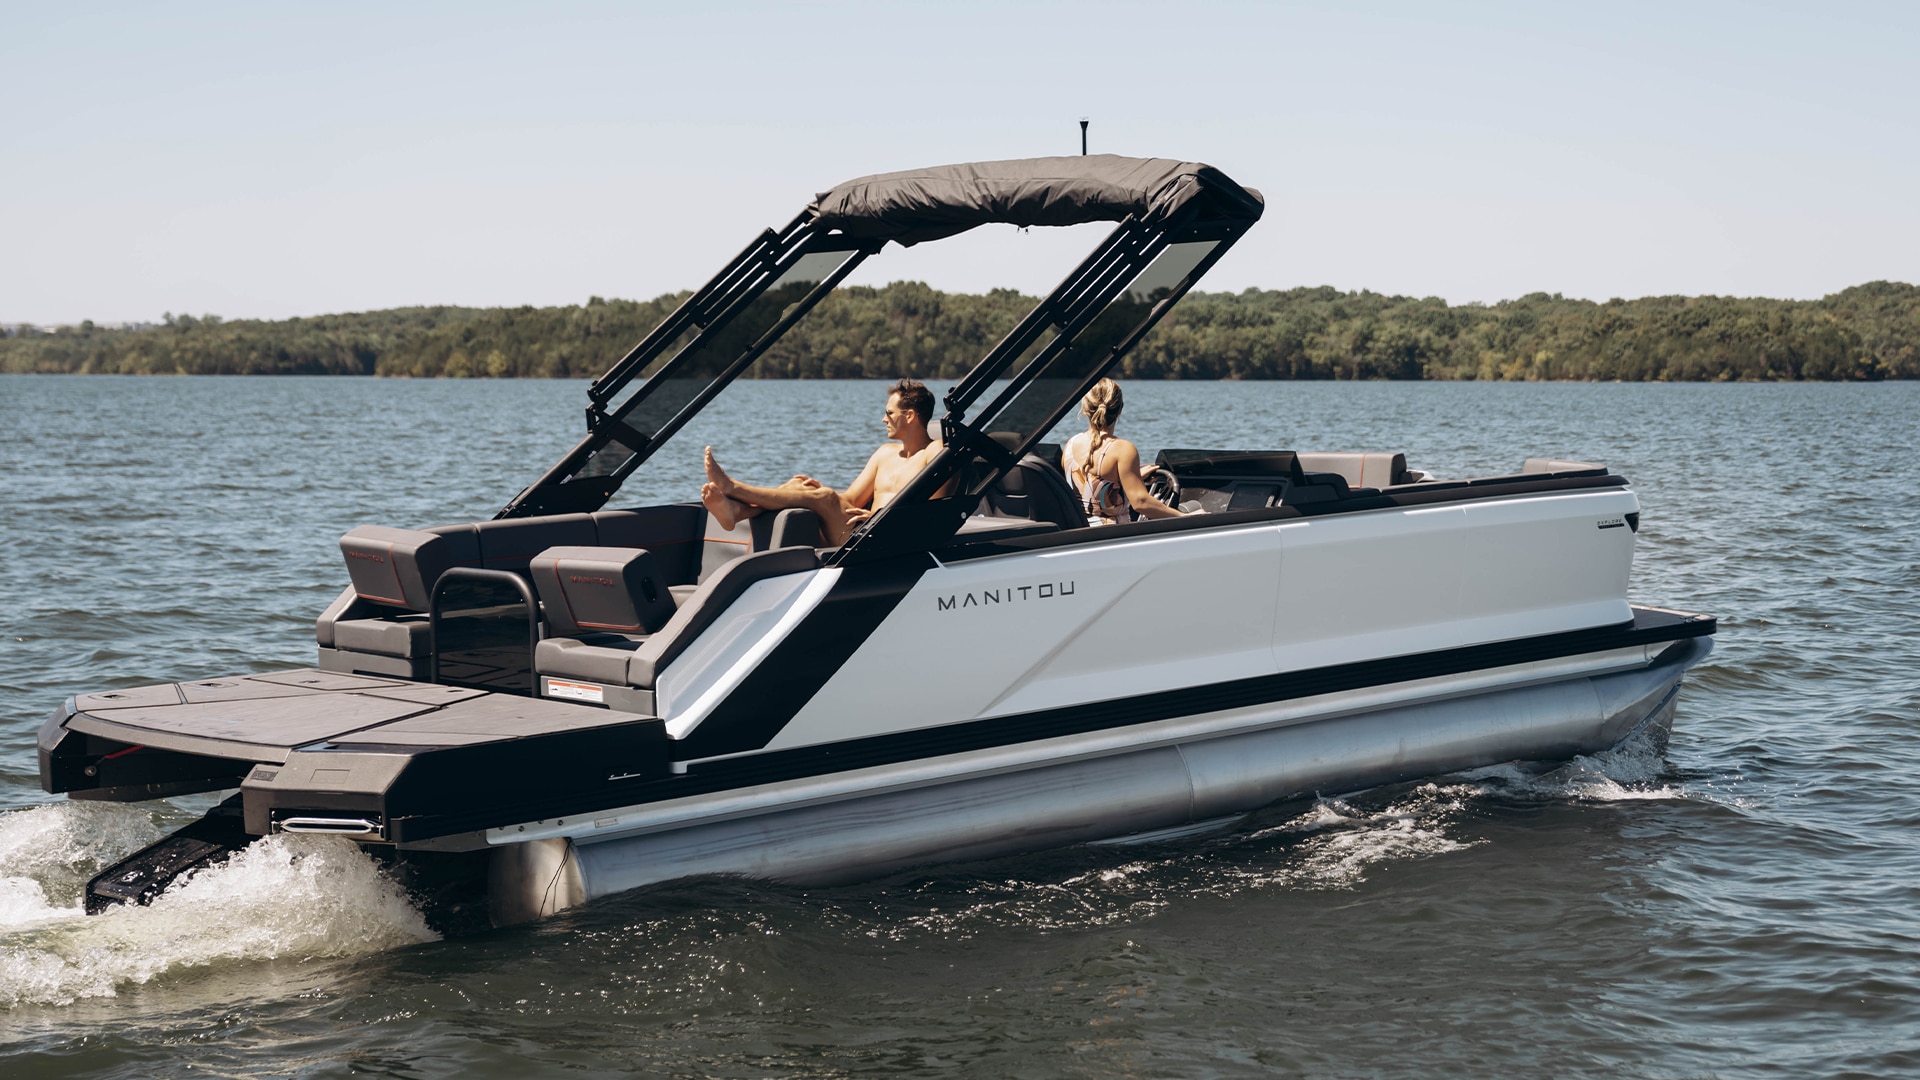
[
  {"left": 276, "top": 816, "right": 381, "bottom": 836},
  {"left": 429, "top": 567, "right": 541, "bottom": 689}
]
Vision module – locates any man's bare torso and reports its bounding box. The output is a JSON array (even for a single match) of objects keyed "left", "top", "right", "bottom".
[{"left": 869, "top": 437, "right": 944, "bottom": 510}]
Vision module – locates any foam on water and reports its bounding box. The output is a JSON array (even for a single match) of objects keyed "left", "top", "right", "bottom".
[
  {"left": 1234, "top": 783, "right": 1480, "bottom": 890},
  {"left": 0, "top": 803, "right": 438, "bottom": 1007},
  {"left": 1457, "top": 725, "right": 1734, "bottom": 806},
  {"left": 0, "top": 801, "right": 163, "bottom": 919},
  {"left": 0, "top": 876, "right": 67, "bottom": 927},
  {"left": 857, "top": 783, "right": 1491, "bottom": 942}
]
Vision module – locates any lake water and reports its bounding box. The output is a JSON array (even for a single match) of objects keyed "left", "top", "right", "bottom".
[{"left": 2, "top": 375, "right": 1917, "bottom": 1078}]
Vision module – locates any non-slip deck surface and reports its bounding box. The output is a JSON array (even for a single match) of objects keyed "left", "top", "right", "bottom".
[{"left": 70, "top": 669, "right": 649, "bottom": 756}]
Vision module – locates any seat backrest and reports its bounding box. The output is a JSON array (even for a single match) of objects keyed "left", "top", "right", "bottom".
[
  {"left": 697, "top": 506, "right": 823, "bottom": 582},
  {"left": 983, "top": 455, "right": 1086, "bottom": 531},
  {"left": 630, "top": 546, "right": 820, "bottom": 687},
  {"left": 700, "top": 512, "right": 766, "bottom": 583},
  {"left": 339, "top": 525, "right": 480, "bottom": 611},
  {"left": 528, "top": 546, "right": 677, "bottom": 637},
  {"left": 340, "top": 507, "right": 707, "bottom": 623},
  {"left": 1294, "top": 452, "right": 1408, "bottom": 490},
  {"left": 462, "top": 514, "right": 598, "bottom": 575},
  {"left": 592, "top": 504, "right": 707, "bottom": 585},
  {"left": 768, "top": 507, "right": 822, "bottom": 549}
]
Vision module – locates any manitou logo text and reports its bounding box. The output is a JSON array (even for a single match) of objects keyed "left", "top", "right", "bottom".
[{"left": 937, "top": 580, "right": 1076, "bottom": 611}]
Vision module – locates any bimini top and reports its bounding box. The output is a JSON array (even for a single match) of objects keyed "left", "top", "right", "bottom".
[
  {"left": 808, "top": 154, "right": 1264, "bottom": 244},
  {"left": 503, "top": 152, "right": 1265, "bottom": 525}
]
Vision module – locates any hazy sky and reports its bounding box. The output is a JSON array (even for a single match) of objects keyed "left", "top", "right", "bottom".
[{"left": 5, "top": 1, "right": 1916, "bottom": 324}]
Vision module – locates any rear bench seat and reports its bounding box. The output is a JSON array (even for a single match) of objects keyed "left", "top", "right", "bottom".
[
  {"left": 316, "top": 504, "right": 820, "bottom": 691},
  {"left": 319, "top": 523, "right": 482, "bottom": 678}
]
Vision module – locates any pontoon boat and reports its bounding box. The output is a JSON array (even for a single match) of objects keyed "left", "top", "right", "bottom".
[{"left": 38, "top": 156, "right": 1716, "bottom": 925}]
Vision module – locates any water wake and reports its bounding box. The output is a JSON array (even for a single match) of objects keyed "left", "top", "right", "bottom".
[
  {"left": 0, "top": 801, "right": 163, "bottom": 922},
  {"left": 1225, "top": 782, "right": 1481, "bottom": 893},
  {"left": 1458, "top": 725, "right": 1705, "bottom": 804},
  {"left": 0, "top": 803, "right": 437, "bottom": 1007},
  {"left": 862, "top": 732, "right": 1701, "bottom": 940}
]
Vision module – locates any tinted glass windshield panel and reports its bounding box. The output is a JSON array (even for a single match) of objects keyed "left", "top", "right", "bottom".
[
  {"left": 971, "top": 239, "right": 1220, "bottom": 449},
  {"left": 566, "top": 247, "right": 863, "bottom": 482}
]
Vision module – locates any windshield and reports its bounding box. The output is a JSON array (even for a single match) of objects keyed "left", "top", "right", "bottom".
[
  {"left": 565, "top": 246, "right": 868, "bottom": 485},
  {"left": 969, "top": 239, "right": 1222, "bottom": 450}
]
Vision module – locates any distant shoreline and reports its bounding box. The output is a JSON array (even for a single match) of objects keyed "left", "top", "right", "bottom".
[{"left": 5, "top": 282, "right": 1915, "bottom": 381}]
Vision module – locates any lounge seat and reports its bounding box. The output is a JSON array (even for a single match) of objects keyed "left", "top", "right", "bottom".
[
  {"left": 979, "top": 453, "right": 1084, "bottom": 531},
  {"left": 528, "top": 546, "right": 676, "bottom": 637},
  {"left": 534, "top": 634, "right": 645, "bottom": 686},
  {"left": 533, "top": 545, "right": 820, "bottom": 691},
  {"left": 1294, "top": 452, "right": 1409, "bottom": 491},
  {"left": 320, "top": 510, "right": 707, "bottom": 658},
  {"left": 321, "top": 525, "right": 482, "bottom": 677},
  {"left": 591, "top": 505, "right": 707, "bottom": 585},
  {"left": 318, "top": 503, "right": 817, "bottom": 687}
]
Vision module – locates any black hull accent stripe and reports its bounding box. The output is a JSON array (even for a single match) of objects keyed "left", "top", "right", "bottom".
[
  {"left": 674, "top": 552, "right": 936, "bottom": 759},
  {"left": 383, "top": 608, "right": 1716, "bottom": 839}
]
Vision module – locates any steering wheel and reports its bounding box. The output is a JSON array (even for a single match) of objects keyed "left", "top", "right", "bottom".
[{"left": 1143, "top": 467, "right": 1181, "bottom": 509}]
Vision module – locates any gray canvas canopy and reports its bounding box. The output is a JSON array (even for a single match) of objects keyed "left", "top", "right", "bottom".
[{"left": 809, "top": 155, "right": 1264, "bottom": 244}]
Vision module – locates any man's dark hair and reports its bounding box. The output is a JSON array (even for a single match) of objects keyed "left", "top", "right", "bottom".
[{"left": 890, "top": 378, "right": 935, "bottom": 425}]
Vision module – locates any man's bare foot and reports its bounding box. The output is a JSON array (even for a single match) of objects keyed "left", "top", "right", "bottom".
[
  {"left": 700, "top": 481, "right": 739, "bottom": 531},
  {"left": 703, "top": 446, "right": 735, "bottom": 496}
]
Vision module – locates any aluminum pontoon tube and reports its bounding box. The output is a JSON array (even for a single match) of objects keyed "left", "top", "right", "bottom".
[{"left": 487, "top": 638, "right": 1708, "bottom": 924}]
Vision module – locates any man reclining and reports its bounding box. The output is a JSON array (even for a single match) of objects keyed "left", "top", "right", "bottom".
[{"left": 701, "top": 378, "right": 944, "bottom": 547}]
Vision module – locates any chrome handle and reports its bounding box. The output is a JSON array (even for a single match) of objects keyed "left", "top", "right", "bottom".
[{"left": 276, "top": 816, "right": 380, "bottom": 836}]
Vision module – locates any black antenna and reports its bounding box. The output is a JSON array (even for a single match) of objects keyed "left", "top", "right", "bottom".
[{"left": 1079, "top": 118, "right": 1089, "bottom": 155}]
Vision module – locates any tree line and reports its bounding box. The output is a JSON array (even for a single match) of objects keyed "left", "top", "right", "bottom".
[{"left": 5, "top": 281, "right": 1915, "bottom": 380}]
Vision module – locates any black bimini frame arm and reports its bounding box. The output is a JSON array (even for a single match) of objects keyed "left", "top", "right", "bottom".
[
  {"left": 498, "top": 215, "right": 878, "bottom": 518},
  {"left": 832, "top": 204, "right": 1256, "bottom": 564}
]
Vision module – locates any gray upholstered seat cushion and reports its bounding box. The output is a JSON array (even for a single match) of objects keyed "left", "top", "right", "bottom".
[
  {"left": 481, "top": 515, "right": 598, "bottom": 573},
  {"left": 316, "top": 584, "right": 370, "bottom": 647},
  {"left": 1521, "top": 457, "right": 1604, "bottom": 476},
  {"left": 768, "top": 507, "right": 822, "bottom": 549},
  {"left": 339, "top": 525, "right": 478, "bottom": 611},
  {"left": 1294, "top": 452, "right": 1409, "bottom": 490},
  {"left": 533, "top": 635, "right": 644, "bottom": 685},
  {"left": 695, "top": 507, "right": 821, "bottom": 582},
  {"left": 332, "top": 615, "right": 433, "bottom": 658},
  {"left": 528, "top": 546, "right": 676, "bottom": 637},
  {"left": 592, "top": 505, "right": 706, "bottom": 585}
]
